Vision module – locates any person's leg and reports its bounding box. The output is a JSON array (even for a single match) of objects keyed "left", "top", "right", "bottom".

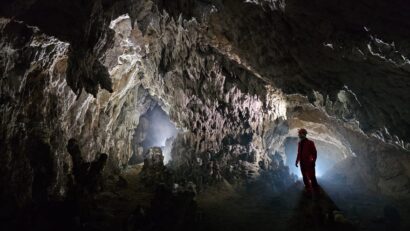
[
  {"left": 310, "top": 167, "right": 319, "bottom": 188},
  {"left": 305, "top": 164, "right": 319, "bottom": 194},
  {"left": 300, "top": 164, "right": 310, "bottom": 189}
]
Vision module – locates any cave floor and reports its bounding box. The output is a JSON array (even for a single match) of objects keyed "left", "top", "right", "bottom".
[
  {"left": 10, "top": 164, "right": 399, "bottom": 231},
  {"left": 196, "top": 180, "right": 353, "bottom": 231},
  {"left": 78, "top": 164, "right": 154, "bottom": 230},
  {"left": 196, "top": 179, "right": 410, "bottom": 231},
  {"left": 69, "top": 165, "right": 409, "bottom": 231}
]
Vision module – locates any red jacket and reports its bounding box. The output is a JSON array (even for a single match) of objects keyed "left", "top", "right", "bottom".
[{"left": 296, "top": 138, "right": 317, "bottom": 164}]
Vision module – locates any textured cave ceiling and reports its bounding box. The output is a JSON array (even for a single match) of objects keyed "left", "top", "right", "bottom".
[
  {"left": 0, "top": 0, "right": 409, "bottom": 212},
  {"left": 2, "top": 0, "right": 409, "bottom": 143}
]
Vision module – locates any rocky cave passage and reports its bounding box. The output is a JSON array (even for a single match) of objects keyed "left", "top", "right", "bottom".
[
  {"left": 0, "top": 0, "right": 410, "bottom": 231},
  {"left": 130, "top": 104, "right": 178, "bottom": 165},
  {"left": 284, "top": 137, "right": 347, "bottom": 178}
]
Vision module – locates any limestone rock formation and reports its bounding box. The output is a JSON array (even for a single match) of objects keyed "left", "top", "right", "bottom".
[{"left": 140, "top": 147, "right": 168, "bottom": 186}]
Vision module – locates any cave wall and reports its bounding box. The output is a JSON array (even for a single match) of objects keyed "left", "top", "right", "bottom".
[
  {"left": 0, "top": 19, "right": 71, "bottom": 208},
  {"left": 0, "top": 1, "right": 292, "bottom": 208},
  {"left": 0, "top": 15, "right": 153, "bottom": 209},
  {"left": 105, "top": 10, "right": 291, "bottom": 186},
  {"left": 203, "top": 0, "right": 410, "bottom": 146},
  {"left": 284, "top": 94, "right": 410, "bottom": 197}
]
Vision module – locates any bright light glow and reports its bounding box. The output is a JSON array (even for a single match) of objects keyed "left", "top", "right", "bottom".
[
  {"left": 284, "top": 137, "right": 341, "bottom": 180},
  {"left": 146, "top": 106, "right": 177, "bottom": 147},
  {"left": 139, "top": 106, "right": 178, "bottom": 164}
]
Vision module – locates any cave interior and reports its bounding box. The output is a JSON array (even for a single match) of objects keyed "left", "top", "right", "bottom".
[{"left": 0, "top": 0, "right": 409, "bottom": 231}]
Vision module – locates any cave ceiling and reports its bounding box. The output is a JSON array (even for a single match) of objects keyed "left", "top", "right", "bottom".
[{"left": 1, "top": 0, "right": 409, "bottom": 144}]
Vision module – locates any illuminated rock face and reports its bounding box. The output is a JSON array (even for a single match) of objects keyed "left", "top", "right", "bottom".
[
  {"left": 0, "top": 0, "right": 409, "bottom": 208},
  {"left": 102, "top": 12, "right": 290, "bottom": 188}
]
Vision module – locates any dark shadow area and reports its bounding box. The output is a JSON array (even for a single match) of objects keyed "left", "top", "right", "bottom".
[
  {"left": 319, "top": 178, "right": 405, "bottom": 231},
  {"left": 286, "top": 185, "right": 357, "bottom": 231},
  {"left": 196, "top": 181, "right": 357, "bottom": 231},
  {"left": 1, "top": 162, "right": 408, "bottom": 231}
]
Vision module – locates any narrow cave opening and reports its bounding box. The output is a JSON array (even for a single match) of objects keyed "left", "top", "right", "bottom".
[
  {"left": 284, "top": 137, "right": 346, "bottom": 179},
  {"left": 129, "top": 104, "right": 178, "bottom": 165}
]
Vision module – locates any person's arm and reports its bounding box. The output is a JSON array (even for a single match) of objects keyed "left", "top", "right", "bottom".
[{"left": 312, "top": 141, "right": 317, "bottom": 162}]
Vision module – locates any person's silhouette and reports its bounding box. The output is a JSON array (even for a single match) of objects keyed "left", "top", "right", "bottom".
[{"left": 295, "top": 128, "right": 319, "bottom": 193}]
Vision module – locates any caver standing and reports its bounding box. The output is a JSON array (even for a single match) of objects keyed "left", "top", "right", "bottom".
[{"left": 295, "top": 128, "right": 319, "bottom": 193}]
